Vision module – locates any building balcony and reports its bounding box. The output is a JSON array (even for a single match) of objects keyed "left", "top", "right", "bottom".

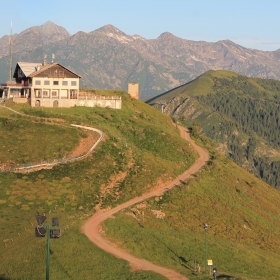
[{"left": 1, "top": 82, "right": 32, "bottom": 87}]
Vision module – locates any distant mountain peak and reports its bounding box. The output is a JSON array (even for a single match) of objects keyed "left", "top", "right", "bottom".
[
  {"left": 159, "top": 32, "right": 173, "bottom": 36},
  {"left": 42, "top": 20, "right": 56, "bottom": 27},
  {"left": 0, "top": 21, "right": 70, "bottom": 59},
  {"left": 217, "top": 39, "right": 235, "bottom": 45},
  {"left": 40, "top": 21, "right": 70, "bottom": 36},
  {"left": 96, "top": 24, "right": 125, "bottom": 35},
  {"left": 215, "top": 39, "right": 247, "bottom": 51},
  {"left": 157, "top": 32, "right": 177, "bottom": 39},
  {"left": 132, "top": 34, "right": 145, "bottom": 40},
  {"left": 94, "top": 24, "right": 134, "bottom": 44}
]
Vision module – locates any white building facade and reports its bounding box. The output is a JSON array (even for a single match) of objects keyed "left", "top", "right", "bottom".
[{"left": 0, "top": 61, "right": 121, "bottom": 109}]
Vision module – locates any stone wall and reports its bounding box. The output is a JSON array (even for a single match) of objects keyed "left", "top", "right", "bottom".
[
  {"left": 15, "top": 95, "right": 122, "bottom": 109},
  {"left": 13, "top": 97, "right": 29, "bottom": 104}
]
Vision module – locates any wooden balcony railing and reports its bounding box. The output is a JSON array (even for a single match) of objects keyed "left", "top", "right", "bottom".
[{"left": 1, "top": 83, "right": 32, "bottom": 87}]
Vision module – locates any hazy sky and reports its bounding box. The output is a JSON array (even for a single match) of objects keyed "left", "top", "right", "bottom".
[{"left": 1, "top": 0, "right": 279, "bottom": 51}]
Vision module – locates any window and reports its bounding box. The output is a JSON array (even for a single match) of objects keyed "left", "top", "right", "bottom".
[
  {"left": 35, "top": 80, "right": 41, "bottom": 85},
  {"left": 53, "top": 81, "right": 59, "bottom": 85},
  {"left": 52, "top": 91, "right": 57, "bottom": 97},
  {"left": 44, "top": 80, "right": 50, "bottom": 85},
  {"left": 35, "top": 90, "right": 41, "bottom": 98},
  {"left": 43, "top": 91, "right": 49, "bottom": 97},
  {"left": 71, "top": 81, "right": 77, "bottom": 86},
  {"left": 62, "top": 81, "right": 68, "bottom": 86},
  {"left": 70, "top": 89, "right": 77, "bottom": 99},
  {"left": 59, "top": 70, "right": 65, "bottom": 78}
]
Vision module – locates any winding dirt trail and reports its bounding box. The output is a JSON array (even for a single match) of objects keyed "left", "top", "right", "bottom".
[{"left": 83, "top": 126, "right": 209, "bottom": 280}]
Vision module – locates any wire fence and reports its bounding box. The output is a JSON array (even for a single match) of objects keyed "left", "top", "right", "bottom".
[{"left": 78, "top": 94, "right": 121, "bottom": 100}]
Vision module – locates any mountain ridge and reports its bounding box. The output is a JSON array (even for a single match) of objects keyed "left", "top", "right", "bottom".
[
  {"left": 0, "top": 21, "right": 70, "bottom": 59},
  {"left": 1, "top": 21, "right": 280, "bottom": 98}
]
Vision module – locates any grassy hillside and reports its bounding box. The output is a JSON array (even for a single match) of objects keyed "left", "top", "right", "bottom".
[
  {"left": 0, "top": 91, "right": 197, "bottom": 279},
  {"left": 147, "top": 70, "right": 280, "bottom": 189},
  {"left": 104, "top": 136, "right": 280, "bottom": 279},
  {"left": 2, "top": 89, "right": 280, "bottom": 279},
  {"left": 0, "top": 111, "right": 90, "bottom": 168}
]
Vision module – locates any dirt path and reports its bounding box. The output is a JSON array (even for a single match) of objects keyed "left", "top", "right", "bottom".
[{"left": 83, "top": 126, "right": 209, "bottom": 280}]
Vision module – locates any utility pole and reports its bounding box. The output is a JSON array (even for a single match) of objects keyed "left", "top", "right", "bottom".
[
  {"left": 203, "top": 223, "right": 208, "bottom": 274},
  {"left": 35, "top": 215, "right": 61, "bottom": 280},
  {"left": 46, "top": 224, "right": 51, "bottom": 280},
  {"left": 9, "top": 21, "right": 12, "bottom": 82}
]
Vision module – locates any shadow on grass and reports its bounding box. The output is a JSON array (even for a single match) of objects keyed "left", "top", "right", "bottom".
[
  {"left": 151, "top": 231, "right": 194, "bottom": 270},
  {"left": 136, "top": 222, "right": 193, "bottom": 271},
  {"left": 0, "top": 275, "right": 10, "bottom": 280},
  {"left": 51, "top": 253, "right": 74, "bottom": 280},
  {"left": 217, "top": 274, "right": 234, "bottom": 279}
]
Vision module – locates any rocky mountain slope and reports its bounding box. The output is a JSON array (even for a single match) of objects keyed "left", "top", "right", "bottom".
[
  {"left": 0, "top": 21, "right": 70, "bottom": 59},
  {"left": 1, "top": 22, "right": 280, "bottom": 98}
]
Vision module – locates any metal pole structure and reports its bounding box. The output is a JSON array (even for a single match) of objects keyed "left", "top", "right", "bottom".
[
  {"left": 203, "top": 223, "right": 208, "bottom": 274},
  {"left": 204, "top": 229, "right": 206, "bottom": 273},
  {"left": 46, "top": 224, "right": 50, "bottom": 280},
  {"left": 9, "top": 21, "right": 12, "bottom": 82},
  {"left": 35, "top": 215, "right": 60, "bottom": 280}
]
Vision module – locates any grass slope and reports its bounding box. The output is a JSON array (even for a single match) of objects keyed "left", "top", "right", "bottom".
[
  {"left": 0, "top": 111, "right": 84, "bottom": 167},
  {"left": 103, "top": 137, "right": 280, "bottom": 279},
  {"left": 0, "top": 90, "right": 197, "bottom": 279},
  {"left": 147, "top": 70, "right": 280, "bottom": 189}
]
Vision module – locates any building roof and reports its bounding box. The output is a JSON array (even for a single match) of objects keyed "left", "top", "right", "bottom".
[
  {"left": 13, "top": 62, "right": 81, "bottom": 79},
  {"left": 16, "top": 62, "right": 42, "bottom": 77},
  {"left": 28, "top": 63, "right": 81, "bottom": 78}
]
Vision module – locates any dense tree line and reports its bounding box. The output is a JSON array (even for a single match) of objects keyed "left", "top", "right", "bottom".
[
  {"left": 193, "top": 76, "right": 280, "bottom": 189},
  {"left": 196, "top": 98, "right": 280, "bottom": 148}
]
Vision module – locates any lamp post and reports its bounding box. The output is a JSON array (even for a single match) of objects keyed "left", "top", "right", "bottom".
[
  {"left": 35, "top": 215, "right": 60, "bottom": 280},
  {"left": 46, "top": 224, "right": 51, "bottom": 280},
  {"left": 203, "top": 223, "right": 208, "bottom": 274},
  {"left": 213, "top": 267, "right": 217, "bottom": 280}
]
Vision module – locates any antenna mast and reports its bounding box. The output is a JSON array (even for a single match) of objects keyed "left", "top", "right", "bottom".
[{"left": 9, "top": 21, "right": 12, "bottom": 82}]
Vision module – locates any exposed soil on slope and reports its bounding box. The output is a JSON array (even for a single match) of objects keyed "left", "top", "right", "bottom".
[
  {"left": 68, "top": 131, "right": 100, "bottom": 158},
  {"left": 83, "top": 126, "right": 209, "bottom": 280}
]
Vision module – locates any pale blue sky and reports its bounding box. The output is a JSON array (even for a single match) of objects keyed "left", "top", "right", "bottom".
[{"left": 1, "top": 0, "right": 279, "bottom": 51}]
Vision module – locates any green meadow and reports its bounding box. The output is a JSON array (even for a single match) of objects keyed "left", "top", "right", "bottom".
[
  {"left": 0, "top": 115, "right": 82, "bottom": 167},
  {"left": 103, "top": 137, "right": 280, "bottom": 279},
  {"left": 1, "top": 90, "right": 280, "bottom": 279},
  {"left": 0, "top": 91, "right": 196, "bottom": 279}
]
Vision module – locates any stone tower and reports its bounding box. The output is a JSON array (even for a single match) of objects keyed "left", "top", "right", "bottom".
[{"left": 128, "top": 82, "right": 139, "bottom": 99}]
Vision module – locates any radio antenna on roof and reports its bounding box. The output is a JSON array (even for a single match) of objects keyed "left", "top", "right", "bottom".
[{"left": 43, "top": 54, "right": 47, "bottom": 66}]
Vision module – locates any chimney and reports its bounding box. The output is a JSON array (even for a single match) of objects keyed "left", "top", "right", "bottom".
[{"left": 43, "top": 54, "right": 47, "bottom": 66}]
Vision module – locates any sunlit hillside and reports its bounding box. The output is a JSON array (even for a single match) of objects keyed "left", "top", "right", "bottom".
[{"left": 147, "top": 70, "right": 280, "bottom": 189}]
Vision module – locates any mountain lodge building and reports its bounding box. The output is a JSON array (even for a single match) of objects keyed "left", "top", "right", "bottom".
[
  {"left": 1, "top": 61, "right": 80, "bottom": 107},
  {"left": 0, "top": 60, "right": 122, "bottom": 109}
]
